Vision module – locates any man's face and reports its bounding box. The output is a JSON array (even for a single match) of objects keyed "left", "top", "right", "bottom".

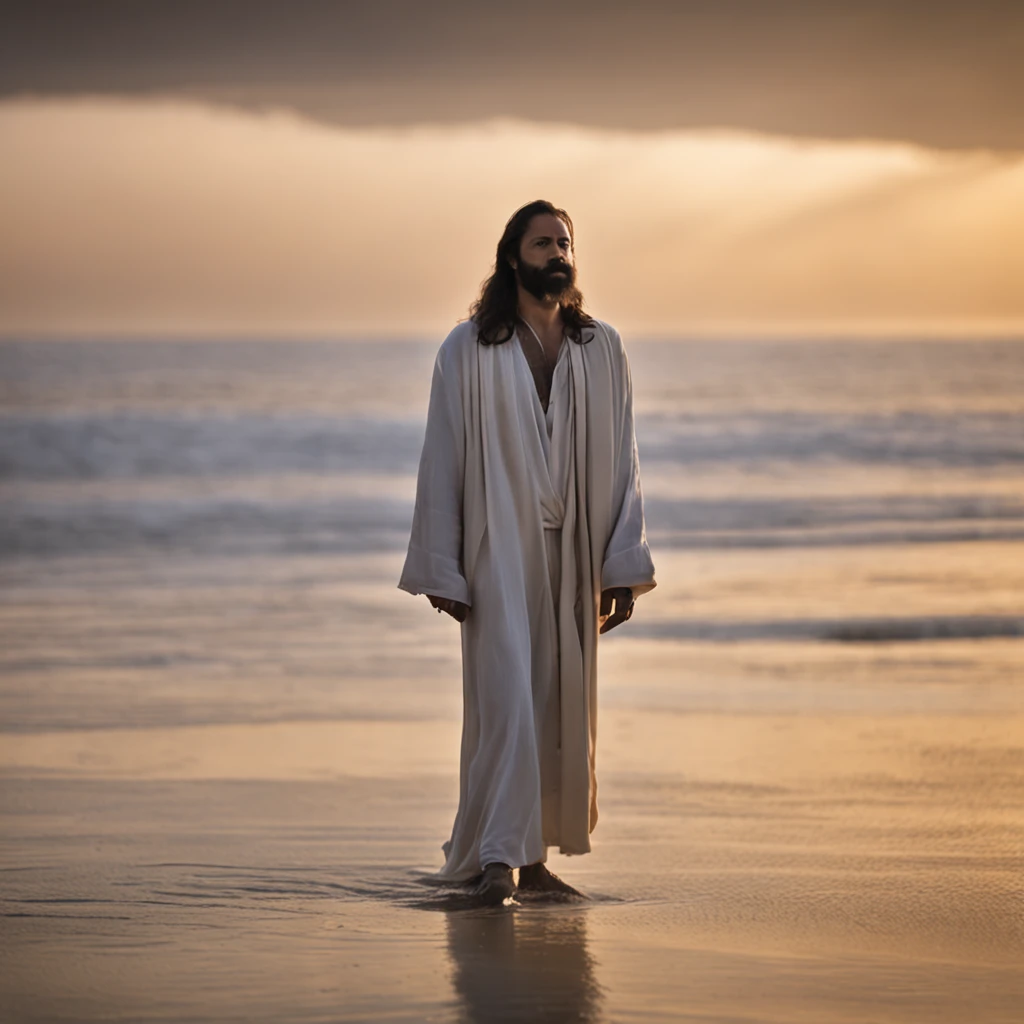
[{"left": 513, "top": 213, "right": 576, "bottom": 301}]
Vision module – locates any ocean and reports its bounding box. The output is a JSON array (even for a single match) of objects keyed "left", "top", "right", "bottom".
[{"left": 2, "top": 336, "right": 1022, "bottom": 729}]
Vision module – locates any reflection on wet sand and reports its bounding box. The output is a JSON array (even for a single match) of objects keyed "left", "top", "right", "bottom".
[{"left": 446, "top": 908, "right": 602, "bottom": 1024}]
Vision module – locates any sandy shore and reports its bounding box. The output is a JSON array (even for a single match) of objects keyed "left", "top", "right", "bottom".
[{"left": 3, "top": 707, "right": 1022, "bottom": 1022}]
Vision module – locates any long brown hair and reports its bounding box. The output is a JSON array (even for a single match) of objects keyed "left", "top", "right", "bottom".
[{"left": 469, "top": 199, "right": 595, "bottom": 346}]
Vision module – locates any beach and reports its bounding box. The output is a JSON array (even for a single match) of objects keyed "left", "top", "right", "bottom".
[
  {"left": 2, "top": 337, "right": 1023, "bottom": 1021},
  {"left": 3, "top": 692, "right": 1022, "bottom": 1020}
]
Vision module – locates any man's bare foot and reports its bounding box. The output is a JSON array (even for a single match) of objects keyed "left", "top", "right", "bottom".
[
  {"left": 474, "top": 862, "right": 516, "bottom": 906},
  {"left": 517, "top": 862, "right": 584, "bottom": 897}
]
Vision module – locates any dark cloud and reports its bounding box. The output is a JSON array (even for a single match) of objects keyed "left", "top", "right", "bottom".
[{"left": 3, "top": 0, "right": 1023, "bottom": 149}]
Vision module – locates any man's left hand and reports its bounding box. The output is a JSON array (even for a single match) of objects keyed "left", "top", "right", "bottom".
[
  {"left": 427, "top": 594, "right": 470, "bottom": 622},
  {"left": 599, "top": 587, "right": 634, "bottom": 634}
]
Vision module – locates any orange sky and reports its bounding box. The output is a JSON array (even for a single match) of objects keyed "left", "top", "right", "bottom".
[{"left": 2, "top": 97, "right": 1023, "bottom": 339}]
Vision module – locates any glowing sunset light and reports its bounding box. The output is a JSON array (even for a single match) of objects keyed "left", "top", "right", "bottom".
[{"left": 2, "top": 97, "right": 1022, "bottom": 338}]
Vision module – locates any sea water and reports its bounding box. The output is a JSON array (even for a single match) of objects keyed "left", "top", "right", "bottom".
[{"left": 2, "top": 336, "right": 1022, "bottom": 731}]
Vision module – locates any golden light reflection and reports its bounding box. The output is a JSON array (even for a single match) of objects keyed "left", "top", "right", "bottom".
[{"left": 446, "top": 910, "right": 602, "bottom": 1024}]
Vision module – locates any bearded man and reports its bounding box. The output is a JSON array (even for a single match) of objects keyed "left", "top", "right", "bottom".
[{"left": 398, "top": 199, "right": 656, "bottom": 904}]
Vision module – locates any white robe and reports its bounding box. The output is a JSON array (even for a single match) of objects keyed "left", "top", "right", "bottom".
[{"left": 398, "top": 317, "right": 656, "bottom": 880}]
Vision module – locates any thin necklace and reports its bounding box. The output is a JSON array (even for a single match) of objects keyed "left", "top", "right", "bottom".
[{"left": 519, "top": 316, "right": 560, "bottom": 366}]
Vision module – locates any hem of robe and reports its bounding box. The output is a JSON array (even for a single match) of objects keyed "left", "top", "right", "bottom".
[
  {"left": 435, "top": 839, "right": 549, "bottom": 883},
  {"left": 429, "top": 838, "right": 600, "bottom": 883}
]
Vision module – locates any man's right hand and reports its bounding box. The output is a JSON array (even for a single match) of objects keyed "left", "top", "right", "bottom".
[{"left": 427, "top": 594, "right": 469, "bottom": 622}]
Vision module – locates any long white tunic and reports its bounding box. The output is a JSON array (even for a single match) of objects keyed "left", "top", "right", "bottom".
[{"left": 398, "top": 317, "right": 656, "bottom": 880}]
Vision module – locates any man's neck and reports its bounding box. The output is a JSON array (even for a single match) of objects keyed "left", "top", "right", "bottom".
[{"left": 517, "top": 289, "right": 563, "bottom": 336}]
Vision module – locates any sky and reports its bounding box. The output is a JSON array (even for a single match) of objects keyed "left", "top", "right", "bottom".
[{"left": 2, "top": 1, "right": 1022, "bottom": 338}]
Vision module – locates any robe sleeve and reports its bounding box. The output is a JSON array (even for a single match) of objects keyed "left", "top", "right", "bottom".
[
  {"left": 397, "top": 341, "right": 472, "bottom": 606},
  {"left": 600, "top": 327, "right": 657, "bottom": 598}
]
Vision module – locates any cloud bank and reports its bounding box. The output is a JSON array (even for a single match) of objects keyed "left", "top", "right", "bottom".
[{"left": 3, "top": 1, "right": 1023, "bottom": 150}]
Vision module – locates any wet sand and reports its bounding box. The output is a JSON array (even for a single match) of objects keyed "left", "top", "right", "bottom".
[{"left": 3, "top": 708, "right": 1022, "bottom": 1022}]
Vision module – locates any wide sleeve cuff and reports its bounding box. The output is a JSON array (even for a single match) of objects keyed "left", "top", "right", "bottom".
[
  {"left": 601, "top": 543, "right": 657, "bottom": 598},
  {"left": 397, "top": 544, "right": 472, "bottom": 606}
]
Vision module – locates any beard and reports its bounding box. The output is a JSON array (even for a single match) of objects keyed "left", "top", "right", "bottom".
[{"left": 516, "top": 258, "right": 577, "bottom": 301}]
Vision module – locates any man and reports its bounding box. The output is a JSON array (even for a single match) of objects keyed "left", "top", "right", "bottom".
[{"left": 398, "top": 199, "right": 656, "bottom": 905}]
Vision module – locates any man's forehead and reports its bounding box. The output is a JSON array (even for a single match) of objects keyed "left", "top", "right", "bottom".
[{"left": 524, "top": 215, "right": 571, "bottom": 241}]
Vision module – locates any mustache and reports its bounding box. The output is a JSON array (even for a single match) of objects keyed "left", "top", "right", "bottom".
[{"left": 515, "top": 256, "right": 576, "bottom": 300}]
